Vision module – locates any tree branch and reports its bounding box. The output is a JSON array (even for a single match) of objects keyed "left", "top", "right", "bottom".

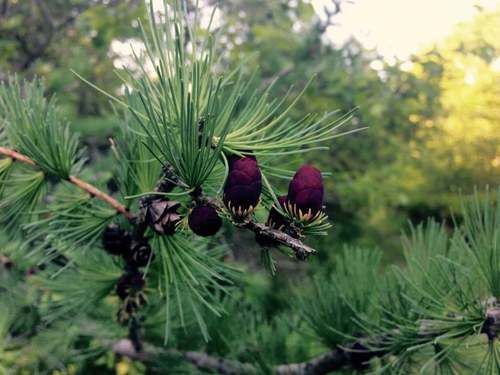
[
  {"left": 111, "top": 337, "right": 377, "bottom": 375},
  {"left": 112, "top": 339, "right": 257, "bottom": 374},
  {"left": 0, "top": 146, "right": 134, "bottom": 220},
  {"left": 68, "top": 175, "right": 133, "bottom": 219},
  {"left": 236, "top": 221, "right": 316, "bottom": 260},
  {"left": 111, "top": 302, "right": 500, "bottom": 375},
  {"left": 192, "top": 190, "right": 317, "bottom": 260},
  {"left": 0, "top": 146, "right": 36, "bottom": 166},
  {"left": 0, "top": 145, "right": 315, "bottom": 257}
]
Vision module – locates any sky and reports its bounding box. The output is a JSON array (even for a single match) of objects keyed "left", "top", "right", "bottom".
[
  {"left": 143, "top": 0, "right": 500, "bottom": 66},
  {"left": 311, "top": 0, "right": 500, "bottom": 60}
]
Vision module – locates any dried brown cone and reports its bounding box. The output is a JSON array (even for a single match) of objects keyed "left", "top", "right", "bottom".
[
  {"left": 140, "top": 198, "right": 182, "bottom": 235},
  {"left": 102, "top": 224, "right": 132, "bottom": 256},
  {"left": 125, "top": 241, "right": 154, "bottom": 268},
  {"left": 116, "top": 270, "right": 147, "bottom": 324}
]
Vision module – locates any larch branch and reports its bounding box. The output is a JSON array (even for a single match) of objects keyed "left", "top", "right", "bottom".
[
  {"left": 193, "top": 190, "right": 317, "bottom": 260},
  {"left": 111, "top": 302, "right": 500, "bottom": 375},
  {"left": 0, "top": 146, "right": 134, "bottom": 220}
]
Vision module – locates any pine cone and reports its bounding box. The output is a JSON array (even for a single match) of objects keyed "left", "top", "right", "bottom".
[
  {"left": 26, "top": 267, "right": 38, "bottom": 276},
  {"left": 126, "top": 241, "right": 154, "bottom": 268},
  {"left": 223, "top": 155, "right": 262, "bottom": 218},
  {"left": 102, "top": 224, "right": 132, "bottom": 256},
  {"left": 116, "top": 270, "right": 145, "bottom": 300},
  {"left": 141, "top": 198, "right": 181, "bottom": 235},
  {"left": 1, "top": 255, "right": 13, "bottom": 269},
  {"left": 188, "top": 205, "right": 222, "bottom": 237},
  {"left": 287, "top": 165, "right": 324, "bottom": 220}
]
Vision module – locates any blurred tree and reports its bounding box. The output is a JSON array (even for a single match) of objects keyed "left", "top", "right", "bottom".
[
  {"left": 0, "top": 0, "right": 496, "bottom": 257},
  {"left": 0, "top": 0, "right": 144, "bottom": 121},
  {"left": 213, "top": 0, "right": 445, "bottom": 256},
  {"left": 413, "top": 10, "right": 500, "bottom": 198}
]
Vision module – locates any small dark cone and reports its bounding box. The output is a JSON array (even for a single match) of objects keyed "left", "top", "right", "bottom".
[
  {"left": 126, "top": 241, "right": 154, "bottom": 268},
  {"left": 188, "top": 205, "right": 222, "bottom": 237},
  {"left": 287, "top": 165, "right": 324, "bottom": 220},
  {"left": 223, "top": 155, "right": 262, "bottom": 217},
  {"left": 1, "top": 255, "right": 13, "bottom": 269},
  {"left": 267, "top": 195, "right": 289, "bottom": 229},
  {"left": 140, "top": 198, "right": 181, "bottom": 235},
  {"left": 26, "top": 267, "right": 39, "bottom": 277},
  {"left": 116, "top": 270, "right": 145, "bottom": 300},
  {"left": 102, "top": 224, "right": 132, "bottom": 256}
]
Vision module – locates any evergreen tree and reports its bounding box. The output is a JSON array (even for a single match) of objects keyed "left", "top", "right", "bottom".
[{"left": 0, "top": 1, "right": 498, "bottom": 374}]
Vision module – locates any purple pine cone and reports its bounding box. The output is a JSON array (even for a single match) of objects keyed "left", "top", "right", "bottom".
[
  {"left": 188, "top": 205, "right": 222, "bottom": 237},
  {"left": 287, "top": 165, "right": 324, "bottom": 219},
  {"left": 223, "top": 155, "right": 262, "bottom": 216}
]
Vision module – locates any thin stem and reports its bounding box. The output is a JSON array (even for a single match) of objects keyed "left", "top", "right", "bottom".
[
  {"left": 0, "top": 146, "right": 36, "bottom": 166},
  {"left": 238, "top": 221, "right": 316, "bottom": 260},
  {"left": 68, "top": 176, "right": 134, "bottom": 220},
  {"left": 0, "top": 146, "right": 134, "bottom": 220}
]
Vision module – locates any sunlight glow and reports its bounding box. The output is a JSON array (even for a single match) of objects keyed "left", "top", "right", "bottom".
[{"left": 311, "top": 0, "right": 500, "bottom": 60}]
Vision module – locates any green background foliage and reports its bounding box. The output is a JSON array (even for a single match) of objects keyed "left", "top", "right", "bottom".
[{"left": 0, "top": 0, "right": 499, "bottom": 374}]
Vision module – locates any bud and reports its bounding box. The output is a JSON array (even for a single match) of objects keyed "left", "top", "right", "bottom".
[
  {"left": 256, "top": 196, "right": 290, "bottom": 247},
  {"left": 102, "top": 224, "right": 132, "bottom": 256},
  {"left": 116, "top": 270, "right": 145, "bottom": 300},
  {"left": 140, "top": 198, "right": 181, "bottom": 235},
  {"left": 287, "top": 165, "right": 324, "bottom": 220},
  {"left": 188, "top": 205, "right": 222, "bottom": 237},
  {"left": 223, "top": 155, "right": 262, "bottom": 217},
  {"left": 126, "top": 241, "right": 154, "bottom": 268},
  {"left": 267, "top": 195, "right": 289, "bottom": 230}
]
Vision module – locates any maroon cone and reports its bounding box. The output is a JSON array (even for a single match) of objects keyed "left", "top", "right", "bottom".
[
  {"left": 287, "top": 165, "right": 324, "bottom": 218},
  {"left": 223, "top": 155, "right": 262, "bottom": 215},
  {"left": 188, "top": 205, "right": 222, "bottom": 237}
]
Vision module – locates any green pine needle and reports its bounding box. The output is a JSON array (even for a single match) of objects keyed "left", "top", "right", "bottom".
[
  {"left": 153, "top": 234, "right": 240, "bottom": 343},
  {"left": 0, "top": 77, "right": 84, "bottom": 179},
  {"left": 0, "top": 168, "right": 46, "bottom": 233}
]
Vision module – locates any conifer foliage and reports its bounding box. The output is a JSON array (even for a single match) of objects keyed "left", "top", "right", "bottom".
[{"left": 0, "top": 1, "right": 498, "bottom": 374}]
